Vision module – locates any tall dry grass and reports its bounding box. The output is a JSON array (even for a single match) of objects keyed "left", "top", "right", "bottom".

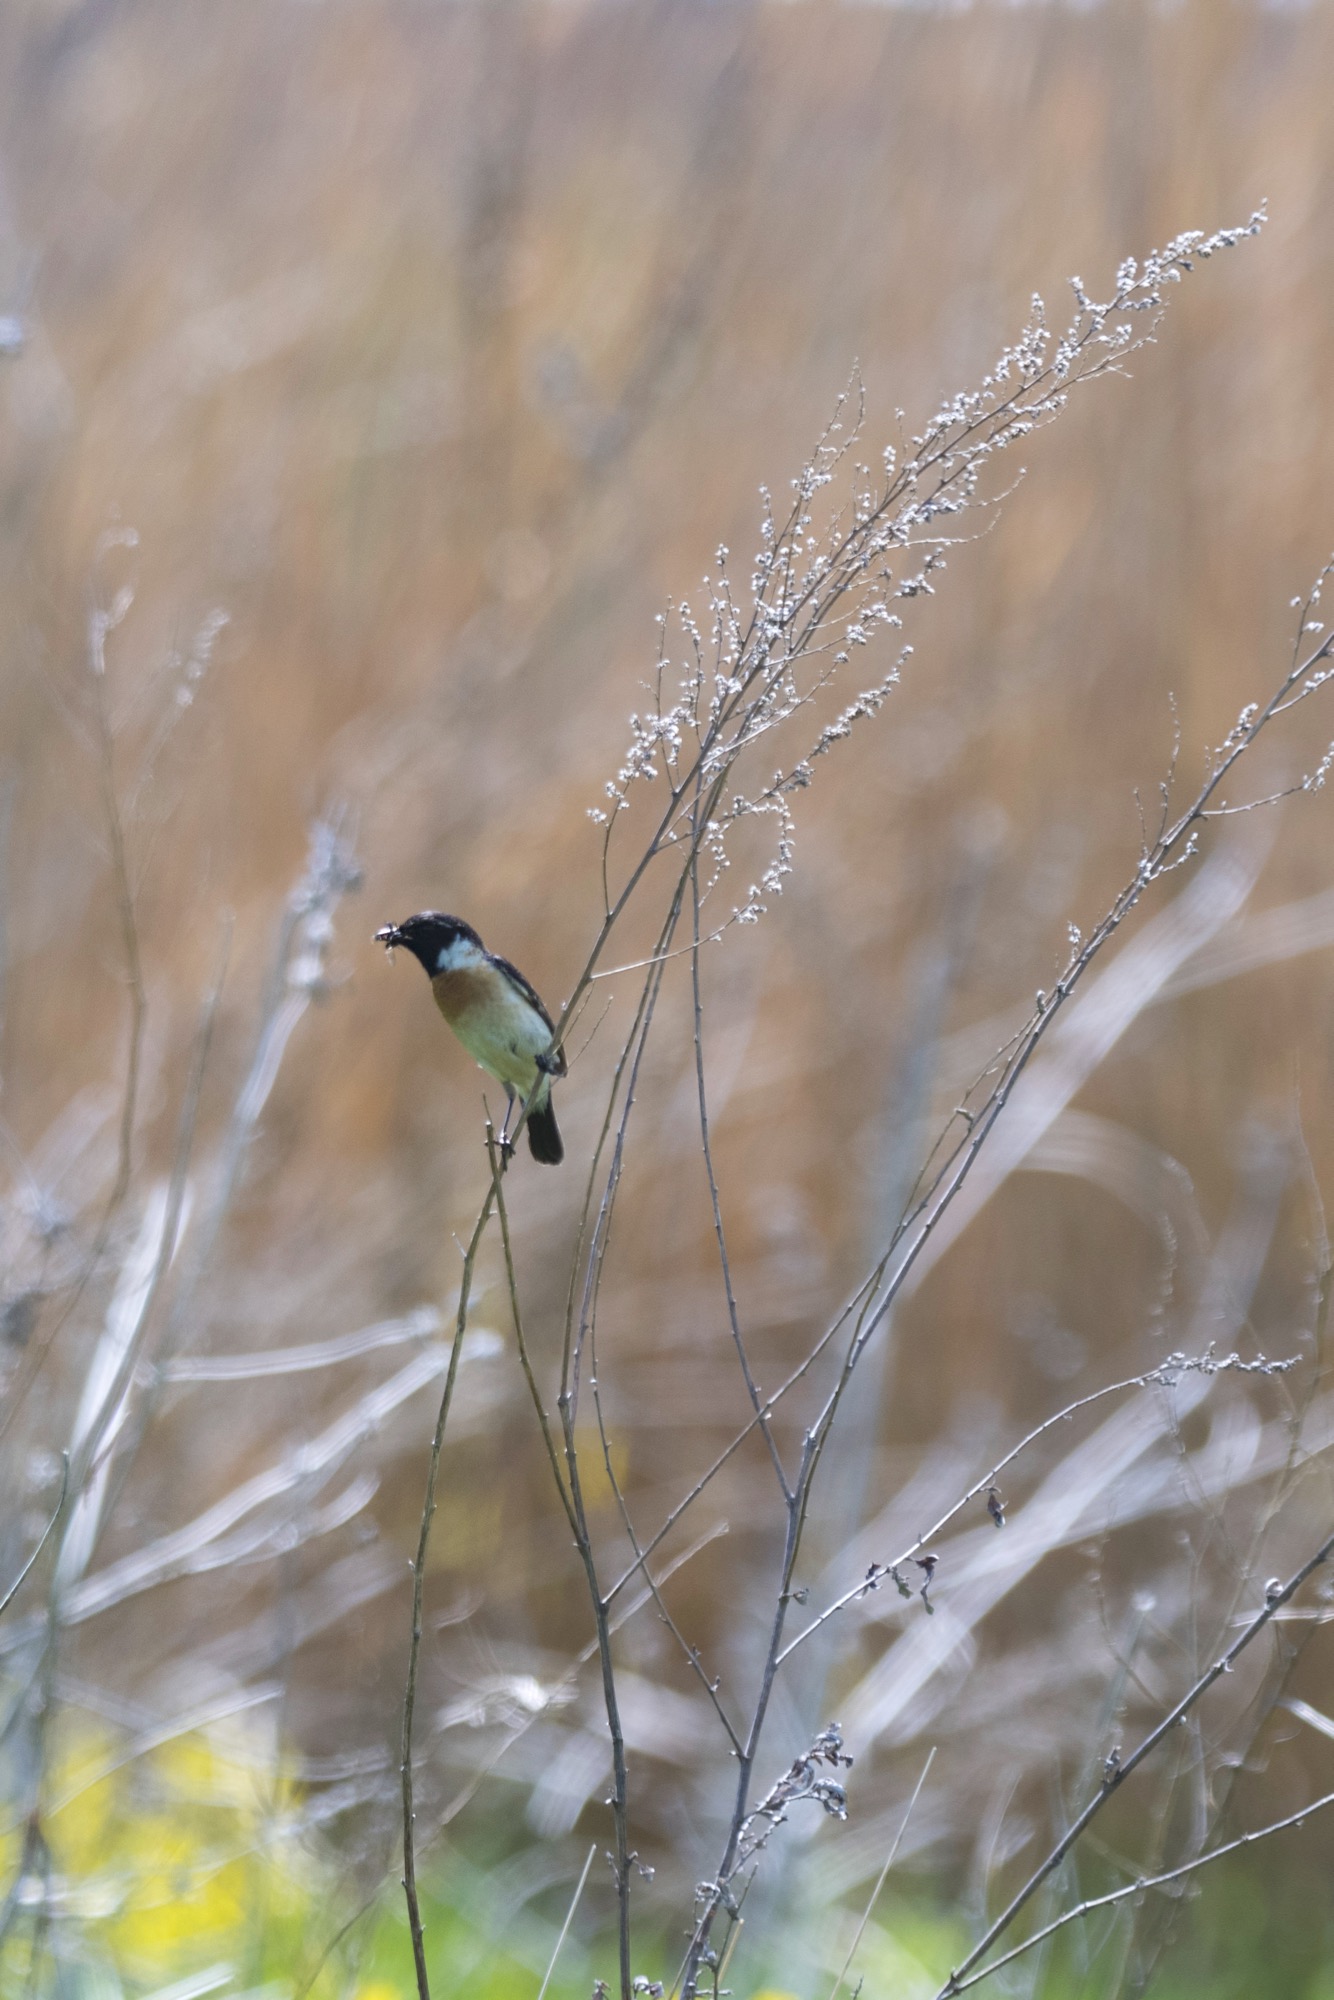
[{"left": 2, "top": 2, "right": 1334, "bottom": 1995}]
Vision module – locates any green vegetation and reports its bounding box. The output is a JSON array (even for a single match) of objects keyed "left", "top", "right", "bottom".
[{"left": 4, "top": 1710, "right": 1332, "bottom": 2000}]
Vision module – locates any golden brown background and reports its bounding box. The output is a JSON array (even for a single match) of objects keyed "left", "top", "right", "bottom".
[{"left": 3, "top": 0, "right": 1334, "bottom": 1983}]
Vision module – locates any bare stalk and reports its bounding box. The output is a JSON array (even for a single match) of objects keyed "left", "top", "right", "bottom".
[
  {"left": 0, "top": 602, "right": 150, "bottom": 1443},
  {"left": 0, "top": 1459, "right": 68, "bottom": 1623},
  {"left": 778, "top": 1350, "right": 1294, "bottom": 1664},
  {"left": 400, "top": 1175, "right": 502, "bottom": 2000},
  {"left": 935, "top": 1525, "right": 1334, "bottom": 1997},
  {"left": 538, "top": 1844, "right": 598, "bottom": 2000},
  {"left": 950, "top": 1783, "right": 1334, "bottom": 1997},
  {"left": 89, "top": 612, "right": 147, "bottom": 1218},
  {"left": 675, "top": 569, "right": 1334, "bottom": 2000},
  {"left": 690, "top": 839, "right": 790, "bottom": 1501},
  {"left": 389, "top": 212, "right": 1318, "bottom": 2000},
  {"left": 828, "top": 1746, "right": 936, "bottom": 2000}
]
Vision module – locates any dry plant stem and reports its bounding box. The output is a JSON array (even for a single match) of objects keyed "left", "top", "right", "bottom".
[
  {"left": 936, "top": 1526, "right": 1334, "bottom": 1998},
  {"left": 559, "top": 871, "right": 709, "bottom": 1996},
  {"left": 542, "top": 271, "right": 1291, "bottom": 1959},
  {"left": 552, "top": 755, "right": 726, "bottom": 1111},
  {"left": 0, "top": 939, "right": 222, "bottom": 1976},
  {"left": 394, "top": 221, "right": 1278, "bottom": 1993},
  {"left": 0, "top": 623, "right": 149, "bottom": 1445},
  {"left": 679, "top": 606, "right": 1334, "bottom": 1995},
  {"left": 566, "top": 886, "right": 684, "bottom": 1377},
  {"left": 1128, "top": 1320, "right": 1334, "bottom": 1999},
  {"left": 501, "top": 1110, "right": 740, "bottom": 1842},
  {"left": 71, "top": 944, "right": 225, "bottom": 1515},
  {"left": 690, "top": 841, "right": 790, "bottom": 1501},
  {"left": 90, "top": 640, "right": 146, "bottom": 1218},
  {"left": 560, "top": 777, "right": 730, "bottom": 1408},
  {"left": 588, "top": 1316, "right": 745, "bottom": 1756},
  {"left": 537, "top": 1843, "right": 598, "bottom": 2000},
  {"left": 828, "top": 1745, "right": 936, "bottom": 2000},
  {"left": 0, "top": 1460, "right": 68, "bottom": 1622},
  {"left": 551, "top": 814, "right": 768, "bottom": 1764},
  {"left": 677, "top": 1481, "right": 812, "bottom": 1994},
  {"left": 403, "top": 860, "right": 701, "bottom": 2000},
  {"left": 808, "top": 613, "right": 1334, "bottom": 1412},
  {"left": 569, "top": 876, "right": 749, "bottom": 1746},
  {"left": 557, "top": 928, "right": 744, "bottom": 1750},
  {"left": 552, "top": 877, "right": 704, "bottom": 1871},
  {"left": 777, "top": 1351, "right": 1285, "bottom": 1662},
  {"left": 947, "top": 1785, "right": 1334, "bottom": 1997},
  {"left": 603, "top": 1343, "right": 1276, "bottom": 1624},
  {"left": 303, "top": 1541, "right": 733, "bottom": 2000},
  {"left": 600, "top": 1265, "right": 884, "bottom": 1612},
  {"left": 496, "top": 1105, "right": 713, "bottom": 1921},
  {"left": 0, "top": 1531, "right": 65, "bottom": 1955},
  {"left": 557, "top": 1419, "right": 634, "bottom": 2000},
  {"left": 489, "top": 1132, "right": 578, "bottom": 1539},
  {"left": 165, "top": 823, "right": 359, "bottom": 1352},
  {"left": 400, "top": 1176, "right": 502, "bottom": 2000},
  {"left": 426, "top": 1523, "right": 731, "bottom": 1848},
  {"left": 560, "top": 876, "right": 752, "bottom": 1984}
]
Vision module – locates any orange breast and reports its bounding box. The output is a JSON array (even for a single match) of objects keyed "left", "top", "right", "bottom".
[{"left": 431, "top": 966, "right": 493, "bottom": 1026}]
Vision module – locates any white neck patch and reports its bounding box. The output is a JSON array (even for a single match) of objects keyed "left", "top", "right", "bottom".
[{"left": 436, "top": 936, "right": 486, "bottom": 974}]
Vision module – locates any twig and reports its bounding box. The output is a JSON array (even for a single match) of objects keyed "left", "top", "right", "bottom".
[
  {"left": 935, "top": 1525, "right": 1334, "bottom": 1997},
  {"left": 401, "top": 1177, "right": 502, "bottom": 2000},
  {"left": 0, "top": 1459, "right": 68, "bottom": 1622},
  {"left": 690, "top": 840, "right": 790, "bottom": 1501},
  {"left": 678, "top": 579, "right": 1334, "bottom": 1991},
  {"left": 489, "top": 1129, "right": 577, "bottom": 1538},
  {"left": 944, "top": 1785, "right": 1334, "bottom": 1996},
  {"left": 0, "top": 598, "right": 151, "bottom": 1444},
  {"left": 828, "top": 1746, "right": 936, "bottom": 2000},
  {"left": 588, "top": 1318, "right": 745, "bottom": 1757},
  {"left": 537, "top": 1843, "right": 597, "bottom": 2000},
  {"left": 88, "top": 597, "right": 147, "bottom": 1220},
  {"left": 778, "top": 1350, "right": 1292, "bottom": 1664}
]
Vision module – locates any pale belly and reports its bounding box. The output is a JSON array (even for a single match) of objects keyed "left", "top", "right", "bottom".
[{"left": 436, "top": 977, "right": 552, "bottom": 1097}]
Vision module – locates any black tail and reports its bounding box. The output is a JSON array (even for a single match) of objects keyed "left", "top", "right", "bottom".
[{"left": 527, "top": 1098, "right": 564, "bottom": 1166}]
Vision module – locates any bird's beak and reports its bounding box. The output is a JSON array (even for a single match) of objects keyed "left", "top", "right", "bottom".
[{"left": 374, "top": 924, "right": 403, "bottom": 956}]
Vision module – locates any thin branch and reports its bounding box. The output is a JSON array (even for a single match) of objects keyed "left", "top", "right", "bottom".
[
  {"left": 588, "top": 1306, "right": 745, "bottom": 1758},
  {"left": 828, "top": 1746, "right": 936, "bottom": 2000},
  {"left": 537, "top": 1843, "right": 597, "bottom": 2000},
  {"left": 936, "top": 1524, "right": 1334, "bottom": 1997},
  {"left": 587, "top": 923, "right": 732, "bottom": 980},
  {"left": 0, "top": 1459, "right": 68, "bottom": 1622},
  {"left": 690, "top": 840, "right": 790, "bottom": 1501},
  {"left": 945, "top": 1785, "right": 1334, "bottom": 1996},
  {"left": 401, "top": 1176, "right": 502, "bottom": 2000},
  {"left": 489, "top": 1132, "right": 578, "bottom": 1538},
  {"left": 680, "top": 578, "right": 1330, "bottom": 1973},
  {"left": 386, "top": 212, "right": 1293, "bottom": 2000},
  {"left": 89, "top": 604, "right": 147, "bottom": 1219},
  {"left": 0, "top": 603, "right": 151, "bottom": 1443},
  {"left": 778, "top": 1350, "right": 1293, "bottom": 1664}
]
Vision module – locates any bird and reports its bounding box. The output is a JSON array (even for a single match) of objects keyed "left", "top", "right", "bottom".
[{"left": 374, "top": 911, "right": 566, "bottom": 1165}]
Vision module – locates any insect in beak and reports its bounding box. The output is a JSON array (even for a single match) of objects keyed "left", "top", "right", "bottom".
[{"left": 374, "top": 924, "right": 402, "bottom": 959}]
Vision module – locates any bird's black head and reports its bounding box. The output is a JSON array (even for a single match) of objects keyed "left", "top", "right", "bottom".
[{"left": 374, "top": 911, "right": 482, "bottom": 976}]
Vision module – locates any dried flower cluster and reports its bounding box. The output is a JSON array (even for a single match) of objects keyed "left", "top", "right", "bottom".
[{"left": 590, "top": 212, "right": 1268, "bottom": 933}]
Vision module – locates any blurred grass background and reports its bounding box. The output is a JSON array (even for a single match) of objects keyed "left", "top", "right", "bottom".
[{"left": 3, "top": 0, "right": 1334, "bottom": 1994}]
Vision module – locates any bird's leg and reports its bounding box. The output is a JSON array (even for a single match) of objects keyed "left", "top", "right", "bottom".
[{"left": 498, "top": 1085, "right": 517, "bottom": 1161}]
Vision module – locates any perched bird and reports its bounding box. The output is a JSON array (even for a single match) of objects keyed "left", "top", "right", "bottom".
[{"left": 374, "top": 911, "right": 566, "bottom": 1164}]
